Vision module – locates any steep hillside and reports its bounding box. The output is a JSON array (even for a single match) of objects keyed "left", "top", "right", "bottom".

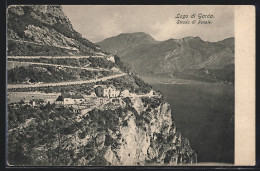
[
  {"left": 7, "top": 5, "right": 197, "bottom": 166},
  {"left": 8, "top": 96, "right": 197, "bottom": 166},
  {"left": 98, "top": 34, "right": 234, "bottom": 83},
  {"left": 7, "top": 5, "right": 102, "bottom": 56}
]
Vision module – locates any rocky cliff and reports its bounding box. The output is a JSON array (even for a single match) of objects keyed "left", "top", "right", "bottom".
[
  {"left": 100, "top": 97, "right": 196, "bottom": 165},
  {"left": 7, "top": 5, "right": 101, "bottom": 56},
  {"left": 8, "top": 96, "right": 196, "bottom": 166}
]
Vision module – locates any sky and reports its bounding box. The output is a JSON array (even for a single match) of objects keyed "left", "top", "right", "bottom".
[{"left": 62, "top": 5, "right": 234, "bottom": 43}]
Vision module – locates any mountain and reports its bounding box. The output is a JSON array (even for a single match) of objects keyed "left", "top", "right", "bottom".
[
  {"left": 7, "top": 5, "right": 102, "bottom": 56},
  {"left": 97, "top": 34, "right": 234, "bottom": 83},
  {"left": 7, "top": 5, "right": 197, "bottom": 166},
  {"left": 97, "top": 32, "right": 158, "bottom": 57}
]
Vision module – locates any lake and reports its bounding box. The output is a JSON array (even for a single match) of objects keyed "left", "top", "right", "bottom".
[{"left": 150, "top": 83, "right": 234, "bottom": 164}]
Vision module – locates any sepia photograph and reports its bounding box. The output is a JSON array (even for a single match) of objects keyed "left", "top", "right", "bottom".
[{"left": 6, "top": 5, "right": 255, "bottom": 166}]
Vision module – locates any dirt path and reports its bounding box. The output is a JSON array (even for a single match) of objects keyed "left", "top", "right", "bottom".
[
  {"left": 9, "top": 39, "right": 79, "bottom": 51},
  {"left": 8, "top": 61, "right": 110, "bottom": 71},
  {"left": 8, "top": 73, "right": 127, "bottom": 89},
  {"left": 8, "top": 55, "right": 104, "bottom": 59}
]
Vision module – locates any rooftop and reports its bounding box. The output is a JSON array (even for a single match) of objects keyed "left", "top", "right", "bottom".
[{"left": 56, "top": 94, "right": 84, "bottom": 101}]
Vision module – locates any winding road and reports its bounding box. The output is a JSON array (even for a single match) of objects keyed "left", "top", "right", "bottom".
[
  {"left": 8, "top": 73, "right": 127, "bottom": 89},
  {"left": 8, "top": 55, "right": 104, "bottom": 59},
  {"left": 8, "top": 61, "right": 110, "bottom": 71},
  {"left": 9, "top": 39, "right": 79, "bottom": 51}
]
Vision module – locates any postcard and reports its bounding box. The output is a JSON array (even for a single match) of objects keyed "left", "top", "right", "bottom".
[{"left": 6, "top": 5, "right": 255, "bottom": 166}]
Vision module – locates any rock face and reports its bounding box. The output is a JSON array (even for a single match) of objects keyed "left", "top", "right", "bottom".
[
  {"left": 102, "top": 98, "right": 197, "bottom": 165},
  {"left": 30, "top": 5, "right": 73, "bottom": 27},
  {"left": 69, "top": 97, "right": 195, "bottom": 166},
  {"left": 8, "top": 96, "right": 197, "bottom": 166},
  {"left": 7, "top": 5, "right": 101, "bottom": 56}
]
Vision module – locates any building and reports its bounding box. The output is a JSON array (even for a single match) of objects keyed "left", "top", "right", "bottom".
[
  {"left": 94, "top": 85, "right": 118, "bottom": 98},
  {"left": 148, "top": 89, "right": 157, "bottom": 97},
  {"left": 111, "top": 67, "right": 120, "bottom": 72},
  {"left": 106, "top": 55, "right": 115, "bottom": 63},
  {"left": 44, "top": 98, "right": 56, "bottom": 104},
  {"left": 120, "top": 89, "right": 130, "bottom": 97},
  {"left": 70, "top": 105, "right": 86, "bottom": 114},
  {"left": 55, "top": 94, "right": 85, "bottom": 105}
]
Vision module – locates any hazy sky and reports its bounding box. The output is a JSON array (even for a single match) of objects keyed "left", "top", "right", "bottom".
[{"left": 62, "top": 5, "right": 234, "bottom": 43}]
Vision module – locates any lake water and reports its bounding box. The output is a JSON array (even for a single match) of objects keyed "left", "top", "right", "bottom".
[{"left": 150, "top": 83, "right": 234, "bottom": 164}]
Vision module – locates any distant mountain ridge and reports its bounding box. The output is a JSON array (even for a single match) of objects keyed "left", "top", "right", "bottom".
[
  {"left": 97, "top": 32, "right": 159, "bottom": 57},
  {"left": 97, "top": 33, "right": 234, "bottom": 83}
]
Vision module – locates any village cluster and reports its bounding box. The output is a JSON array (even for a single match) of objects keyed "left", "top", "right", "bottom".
[
  {"left": 10, "top": 84, "right": 158, "bottom": 119},
  {"left": 8, "top": 53, "right": 158, "bottom": 121}
]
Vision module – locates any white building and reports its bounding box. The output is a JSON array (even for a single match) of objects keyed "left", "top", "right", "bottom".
[
  {"left": 148, "top": 90, "right": 156, "bottom": 97},
  {"left": 120, "top": 89, "right": 130, "bottom": 97},
  {"left": 55, "top": 94, "right": 85, "bottom": 105},
  {"left": 94, "top": 85, "right": 119, "bottom": 98},
  {"left": 106, "top": 55, "right": 115, "bottom": 63},
  {"left": 111, "top": 67, "right": 120, "bottom": 72}
]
